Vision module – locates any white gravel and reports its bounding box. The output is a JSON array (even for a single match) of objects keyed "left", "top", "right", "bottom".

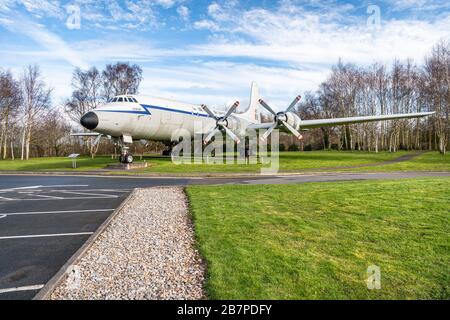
[{"left": 50, "top": 187, "right": 205, "bottom": 300}]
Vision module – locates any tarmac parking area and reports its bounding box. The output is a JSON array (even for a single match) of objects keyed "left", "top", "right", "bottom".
[{"left": 0, "top": 185, "right": 131, "bottom": 299}]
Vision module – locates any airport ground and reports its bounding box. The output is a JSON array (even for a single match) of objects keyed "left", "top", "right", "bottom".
[{"left": 0, "top": 150, "right": 448, "bottom": 300}]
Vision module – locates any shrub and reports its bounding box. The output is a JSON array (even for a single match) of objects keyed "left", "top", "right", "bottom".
[{"left": 288, "top": 144, "right": 299, "bottom": 152}]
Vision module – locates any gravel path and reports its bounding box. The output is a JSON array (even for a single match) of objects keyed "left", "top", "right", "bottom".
[{"left": 50, "top": 187, "right": 205, "bottom": 300}]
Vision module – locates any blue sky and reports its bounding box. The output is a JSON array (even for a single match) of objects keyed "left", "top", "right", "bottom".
[{"left": 1, "top": 0, "right": 449, "bottom": 110}]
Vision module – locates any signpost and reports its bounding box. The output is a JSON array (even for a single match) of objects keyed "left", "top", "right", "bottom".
[{"left": 68, "top": 154, "right": 80, "bottom": 169}]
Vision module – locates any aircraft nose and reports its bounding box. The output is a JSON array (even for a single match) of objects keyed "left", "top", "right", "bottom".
[{"left": 80, "top": 112, "right": 99, "bottom": 130}]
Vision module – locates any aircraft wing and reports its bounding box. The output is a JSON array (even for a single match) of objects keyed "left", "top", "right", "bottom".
[
  {"left": 299, "top": 112, "right": 434, "bottom": 129},
  {"left": 248, "top": 112, "right": 434, "bottom": 131},
  {"left": 70, "top": 132, "right": 102, "bottom": 137}
]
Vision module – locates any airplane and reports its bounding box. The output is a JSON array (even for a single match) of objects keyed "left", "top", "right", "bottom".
[{"left": 74, "top": 82, "right": 434, "bottom": 164}]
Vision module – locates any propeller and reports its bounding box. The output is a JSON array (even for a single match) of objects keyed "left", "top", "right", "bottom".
[
  {"left": 259, "top": 96, "right": 303, "bottom": 141},
  {"left": 201, "top": 101, "right": 241, "bottom": 145}
]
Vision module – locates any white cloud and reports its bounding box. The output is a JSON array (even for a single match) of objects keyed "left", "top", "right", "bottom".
[
  {"left": 177, "top": 5, "right": 189, "bottom": 21},
  {"left": 154, "top": 0, "right": 176, "bottom": 9},
  {"left": 191, "top": 4, "right": 450, "bottom": 68},
  {"left": 194, "top": 19, "right": 220, "bottom": 31},
  {"left": 0, "top": 0, "right": 185, "bottom": 31},
  {"left": 19, "top": 0, "right": 63, "bottom": 18},
  {"left": 0, "top": 16, "right": 89, "bottom": 69},
  {"left": 137, "top": 61, "right": 327, "bottom": 109},
  {"left": 386, "top": 0, "right": 450, "bottom": 11}
]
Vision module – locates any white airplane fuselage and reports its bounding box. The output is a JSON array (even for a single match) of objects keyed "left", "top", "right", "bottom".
[{"left": 84, "top": 95, "right": 254, "bottom": 141}]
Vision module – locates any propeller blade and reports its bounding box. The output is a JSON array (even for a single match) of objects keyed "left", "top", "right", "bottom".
[
  {"left": 258, "top": 99, "right": 277, "bottom": 116},
  {"left": 203, "top": 127, "right": 220, "bottom": 145},
  {"left": 260, "top": 123, "right": 277, "bottom": 141},
  {"left": 281, "top": 120, "right": 303, "bottom": 140},
  {"left": 224, "top": 101, "right": 240, "bottom": 119},
  {"left": 223, "top": 126, "right": 241, "bottom": 144},
  {"left": 286, "top": 95, "right": 302, "bottom": 112},
  {"left": 201, "top": 104, "right": 218, "bottom": 120}
]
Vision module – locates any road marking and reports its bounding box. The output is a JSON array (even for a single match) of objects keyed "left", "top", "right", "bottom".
[
  {"left": 0, "top": 214, "right": 6, "bottom": 219},
  {"left": 0, "top": 196, "right": 122, "bottom": 201},
  {"left": 60, "top": 191, "right": 118, "bottom": 198},
  {"left": 31, "top": 194, "right": 64, "bottom": 199},
  {"left": 55, "top": 189, "right": 131, "bottom": 193},
  {"left": 0, "top": 184, "right": 89, "bottom": 192},
  {"left": 0, "top": 232, "right": 93, "bottom": 240},
  {"left": 0, "top": 209, "right": 115, "bottom": 216},
  {"left": 0, "top": 284, "right": 44, "bottom": 294},
  {"left": 0, "top": 196, "right": 13, "bottom": 201}
]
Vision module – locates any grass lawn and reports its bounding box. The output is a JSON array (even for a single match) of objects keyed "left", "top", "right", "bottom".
[
  {"left": 0, "top": 151, "right": 447, "bottom": 174},
  {"left": 0, "top": 156, "right": 120, "bottom": 171},
  {"left": 186, "top": 178, "right": 450, "bottom": 299},
  {"left": 353, "top": 152, "right": 450, "bottom": 172},
  {"left": 139, "top": 150, "right": 410, "bottom": 174}
]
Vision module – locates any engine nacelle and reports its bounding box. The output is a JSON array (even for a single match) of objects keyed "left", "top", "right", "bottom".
[
  {"left": 224, "top": 115, "right": 247, "bottom": 135},
  {"left": 280, "top": 112, "right": 301, "bottom": 132}
]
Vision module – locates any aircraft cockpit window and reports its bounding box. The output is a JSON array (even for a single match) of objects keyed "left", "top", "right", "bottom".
[
  {"left": 132, "top": 98, "right": 138, "bottom": 103},
  {"left": 112, "top": 98, "right": 118, "bottom": 102},
  {"left": 118, "top": 97, "right": 123, "bottom": 102},
  {"left": 124, "top": 98, "right": 129, "bottom": 102}
]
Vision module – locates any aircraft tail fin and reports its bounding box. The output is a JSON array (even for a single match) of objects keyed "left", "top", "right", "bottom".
[{"left": 240, "top": 81, "right": 260, "bottom": 123}]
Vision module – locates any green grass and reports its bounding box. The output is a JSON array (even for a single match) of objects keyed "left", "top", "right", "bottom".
[
  {"left": 353, "top": 152, "right": 450, "bottom": 172},
  {"left": 0, "top": 151, "right": 447, "bottom": 174},
  {"left": 138, "top": 151, "right": 410, "bottom": 174},
  {"left": 186, "top": 178, "right": 450, "bottom": 299},
  {"left": 0, "top": 156, "right": 122, "bottom": 171}
]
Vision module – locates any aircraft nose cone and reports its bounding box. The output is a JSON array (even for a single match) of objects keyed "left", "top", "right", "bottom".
[{"left": 80, "top": 112, "right": 99, "bottom": 130}]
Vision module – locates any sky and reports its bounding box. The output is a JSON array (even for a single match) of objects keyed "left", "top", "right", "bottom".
[{"left": 0, "top": 0, "right": 450, "bottom": 111}]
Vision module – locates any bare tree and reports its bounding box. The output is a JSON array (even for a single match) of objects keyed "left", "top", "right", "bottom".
[
  {"left": 423, "top": 41, "right": 450, "bottom": 154},
  {"left": 65, "top": 67, "right": 103, "bottom": 123},
  {"left": 0, "top": 70, "right": 21, "bottom": 159},
  {"left": 102, "top": 62, "right": 143, "bottom": 100},
  {"left": 65, "top": 67, "right": 104, "bottom": 158},
  {"left": 33, "top": 109, "right": 72, "bottom": 157},
  {"left": 20, "top": 65, "right": 52, "bottom": 160}
]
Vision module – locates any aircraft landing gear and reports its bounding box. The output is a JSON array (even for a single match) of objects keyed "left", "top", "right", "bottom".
[
  {"left": 120, "top": 152, "right": 133, "bottom": 164},
  {"left": 119, "top": 145, "right": 134, "bottom": 164}
]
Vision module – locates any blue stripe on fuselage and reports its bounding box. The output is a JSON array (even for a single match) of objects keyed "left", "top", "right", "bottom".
[
  {"left": 95, "top": 104, "right": 210, "bottom": 118},
  {"left": 142, "top": 104, "right": 210, "bottom": 118}
]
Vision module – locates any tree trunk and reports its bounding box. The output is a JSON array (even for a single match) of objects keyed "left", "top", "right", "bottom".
[
  {"left": 10, "top": 140, "right": 14, "bottom": 160},
  {"left": 25, "top": 127, "right": 31, "bottom": 160},
  {"left": 20, "top": 129, "right": 26, "bottom": 160}
]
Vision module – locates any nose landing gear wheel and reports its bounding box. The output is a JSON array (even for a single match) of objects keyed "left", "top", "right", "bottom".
[{"left": 120, "top": 153, "right": 134, "bottom": 164}]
